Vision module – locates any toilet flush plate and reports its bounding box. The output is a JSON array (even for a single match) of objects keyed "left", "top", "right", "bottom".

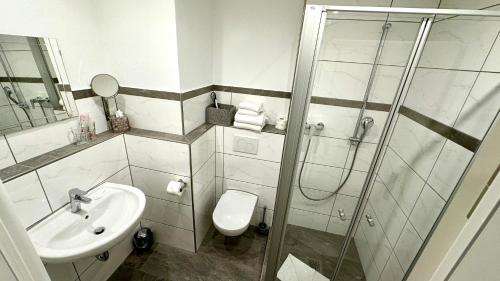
[{"left": 233, "top": 135, "right": 259, "bottom": 155}]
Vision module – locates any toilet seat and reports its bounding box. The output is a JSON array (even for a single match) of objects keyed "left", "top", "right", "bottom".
[{"left": 212, "top": 190, "right": 258, "bottom": 236}]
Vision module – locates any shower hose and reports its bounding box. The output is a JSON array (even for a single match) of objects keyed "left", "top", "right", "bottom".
[{"left": 298, "top": 128, "right": 368, "bottom": 201}]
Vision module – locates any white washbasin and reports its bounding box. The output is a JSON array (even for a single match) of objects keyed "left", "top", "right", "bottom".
[{"left": 28, "top": 182, "right": 146, "bottom": 263}]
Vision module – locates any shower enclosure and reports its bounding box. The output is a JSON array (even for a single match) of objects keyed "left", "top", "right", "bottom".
[{"left": 265, "top": 5, "right": 500, "bottom": 281}]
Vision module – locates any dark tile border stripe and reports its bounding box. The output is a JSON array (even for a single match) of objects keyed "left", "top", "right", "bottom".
[
  {"left": 0, "top": 77, "right": 59, "bottom": 83},
  {"left": 181, "top": 85, "right": 214, "bottom": 101},
  {"left": 212, "top": 85, "right": 291, "bottom": 99},
  {"left": 119, "top": 86, "right": 180, "bottom": 101},
  {"left": 57, "top": 84, "right": 72, "bottom": 91},
  {"left": 399, "top": 106, "right": 481, "bottom": 152},
  {"left": 72, "top": 89, "right": 96, "bottom": 100},
  {"left": 310, "top": 96, "right": 391, "bottom": 112}
]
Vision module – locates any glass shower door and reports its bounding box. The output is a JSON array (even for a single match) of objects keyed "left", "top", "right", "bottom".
[
  {"left": 273, "top": 9, "right": 427, "bottom": 281},
  {"left": 335, "top": 11, "right": 500, "bottom": 281}
]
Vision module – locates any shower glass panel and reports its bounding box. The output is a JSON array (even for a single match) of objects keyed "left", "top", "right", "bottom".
[
  {"left": 336, "top": 12, "right": 500, "bottom": 281},
  {"left": 276, "top": 11, "right": 425, "bottom": 281}
]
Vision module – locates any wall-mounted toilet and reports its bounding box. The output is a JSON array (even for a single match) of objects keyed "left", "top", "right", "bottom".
[{"left": 212, "top": 190, "right": 258, "bottom": 236}]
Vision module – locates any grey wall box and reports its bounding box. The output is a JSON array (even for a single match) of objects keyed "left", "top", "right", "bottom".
[{"left": 206, "top": 104, "right": 236, "bottom": 126}]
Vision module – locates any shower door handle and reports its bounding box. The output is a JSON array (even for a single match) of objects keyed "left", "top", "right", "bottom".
[
  {"left": 365, "top": 214, "right": 375, "bottom": 227},
  {"left": 338, "top": 209, "right": 346, "bottom": 221}
]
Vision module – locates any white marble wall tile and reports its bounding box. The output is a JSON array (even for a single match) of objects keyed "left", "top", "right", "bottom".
[
  {"left": 404, "top": 68, "right": 477, "bottom": 126},
  {"left": 194, "top": 179, "right": 215, "bottom": 249},
  {"left": 6, "top": 118, "right": 77, "bottom": 162},
  {"left": 215, "top": 152, "right": 223, "bottom": 177},
  {"left": 130, "top": 166, "right": 191, "bottom": 205},
  {"left": 428, "top": 140, "right": 473, "bottom": 201},
  {"left": 192, "top": 155, "right": 216, "bottom": 205},
  {"left": 295, "top": 162, "right": 343, "bottom": 193},
  {"left": 116, "top": 94, "right": 183, "bottom": 134},
  {"left": 215, "top": 125, "right": 224, "bottom": 153},
  {"left": 223, "top": 154, "right": 280, "bottom": 187},
  {"left": 78, "top": 228, "right": 135, "bottom": 281},
  {"left": 125, "top": 134, "right": 190, "bottom": 176},
  {"left": 312, "top": 61, "right": 372, "bottom": 101},
  {"left": 320, "top": 20, "right": 419, "bottom": 66},
  {"left": 323, "top": 0, "right": 391, "bottom": 7},
  {"left": 419, "top": 18, "right": 500, "bottom": 71},
  {"left": 291, "top": 187, "right": 335, "bottom": 215},
  {"left": 301, "top": 136, "right": 350, "bottom": 168},
  {"left": 361, "top": 204, "right": 392, "bottom": 273},
  {"left": 213, "top": 91, "right": 231, "bottom": 105},
  {"left": 183, "top": 92, "right": 212, "bottom": 134},
  {"left": 483, "top": 35, "right": 500, "bottom": 72},
  {"left": 0, "top": 136, "right": 15, "bottom": 169},
  {"left": 223, "top": 178, "right": 276, "bottom": 210},
  {"left": 346, "top": 142, "right": 378, "bottom": 172},
  {"left": 339, "top": 169, "right": 367, "bottom": 197},
  {"left": 389, "top": 115, "right": 446, "bottom": 179},
  {"left": 454, "top": 72, "right": 500, "bottom": 139},
  {"left": 191, "top": 126, "right": 215, "bottom": 174},
  {"left": 368, "top": 181, "right": 407, "bottom": 247},
  {"left": 369, "top": 65, "right": 406, "bottom": 104},
  {"left": 326, "top": 216, "right": 351, "bottom": 236},
  {"left": 389, "top": 0, "right": 440, "bottom": 22},
  {"left": 319, "top": 20, "right": 384, "bottom": 64},
  {"left": 307, "top": 104, "right": 358, "bottom": 139},
  {"left": 215, "top": 176, "right": 223, "bottom": 199},
  {"left": 141, "top": 219, "right": 195, "bottom": 252},
  {"left": 4, "top": 172, "right": 51, "bottom": 228},
  {"left": 394, "top": 221, "right": 423, "bottom": 272},
  {"left": 143, "top": 196, "right": 193, "bottom": 230},
  {"left": 223, "top": 127, "right": 284, "bottom": 162},
  {"left": 230, "top": 93, "right": 290, "bottom": 125},
  {"left": 354, "top": 229, "right": 381, "bottom": 281},
  {"left": 332, "top": 194, "right": 359, "bottom": 219},
  {"left": 38, "top": 135, "right": 128, "bottom": 210},
  {"left": 409, "top": 184, "right": 445, "bottom": 239},
  {"left": 356, "top": 230, "right": 380, "bottom": 281},
  {"left": 378, "top": 147, "right": 425, "bottom": 216},
  {"left": 105, "top": 167, "right": 133, "bottom": 186},
  {"left": 75, "top": 96, "right": 108, "bottom": 134},
  {"left": 379, "top": 252, "right": 404, "bottom": 281},
  {"left": 288, "top": 208, "right": 329, "bottom": 231}
]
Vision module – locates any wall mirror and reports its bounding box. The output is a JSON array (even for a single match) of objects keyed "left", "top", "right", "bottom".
[{"left": 0, "top": 34, "right": 75, "bottom": 135}]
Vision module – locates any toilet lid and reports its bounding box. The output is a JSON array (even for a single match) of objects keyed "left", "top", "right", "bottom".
[{"left": 213, "top": 190, "right": 258, "bottom": 230}]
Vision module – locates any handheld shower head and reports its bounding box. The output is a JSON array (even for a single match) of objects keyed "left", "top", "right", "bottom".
[{"left": 361, "top": 116, "right": 374, "bottom": 130}]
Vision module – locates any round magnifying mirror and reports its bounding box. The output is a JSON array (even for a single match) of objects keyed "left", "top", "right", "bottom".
[{"left": 91, "top": 74, "right": 119, "bottom": 98}]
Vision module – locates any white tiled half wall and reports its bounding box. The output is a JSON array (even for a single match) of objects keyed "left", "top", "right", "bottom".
[{"left": 216, "top": 126, "right": 284, "bottom": 227}]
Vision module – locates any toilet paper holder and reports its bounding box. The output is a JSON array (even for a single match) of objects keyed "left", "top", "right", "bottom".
[{"left": 177, "top": 179, "right": 186, "bottom": 192}]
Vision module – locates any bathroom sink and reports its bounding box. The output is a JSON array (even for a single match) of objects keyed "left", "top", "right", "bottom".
[{"left": 28, "top": 183, "right": 146, "bottom": 263}]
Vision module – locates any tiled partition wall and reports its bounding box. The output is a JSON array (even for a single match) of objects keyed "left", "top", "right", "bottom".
[
  {"left": 213, "top": 90, "right": 289, "bottom": 227},
  {"left": 353, "top": 8, "right": 500, "bottom": 281}
]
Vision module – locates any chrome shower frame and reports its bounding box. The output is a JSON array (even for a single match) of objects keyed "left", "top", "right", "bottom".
[{"left": 264, "top": 5, "right": 500, "bottom": 281}]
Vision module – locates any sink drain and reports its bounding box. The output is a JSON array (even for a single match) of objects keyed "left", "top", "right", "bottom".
[{"left": 94, "top": 227, "right": 105, "bottom": 235}]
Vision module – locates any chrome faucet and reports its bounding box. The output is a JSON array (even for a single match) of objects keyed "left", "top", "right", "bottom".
[{"left": 69, "top": 188, "right": 92, "bottom": 213}]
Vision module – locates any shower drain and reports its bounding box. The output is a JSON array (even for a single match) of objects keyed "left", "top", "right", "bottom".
[{"left": 94, "top": 226, "right": 105, "bottom": 235}]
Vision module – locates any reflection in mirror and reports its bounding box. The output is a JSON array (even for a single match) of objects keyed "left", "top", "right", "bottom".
[{"left": 0, "top": 34, "right": 75, "bottom": 135}]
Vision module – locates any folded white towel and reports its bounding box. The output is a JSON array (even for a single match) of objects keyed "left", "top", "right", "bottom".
[
  {"left": 239, "top": 101, "right": 263, "bottom": 113},
  {"left": 235, "top": 112, "right": 266, "bottom": 126},
  {"left": 234, "top": 122, "right": 264, "bottom": 132},
  {"left": 237, "top": 108, "right": 260, "bottom": 116}
]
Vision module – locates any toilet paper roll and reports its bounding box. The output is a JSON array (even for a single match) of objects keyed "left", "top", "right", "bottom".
[{"left": 166, "top": 180, "right": 185, "bottom": 197}]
